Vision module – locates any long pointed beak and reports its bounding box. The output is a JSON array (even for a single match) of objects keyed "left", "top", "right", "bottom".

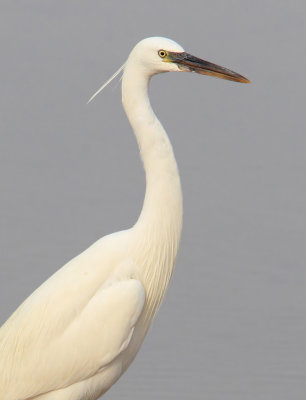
[{"left": 168, "top": 52, "right": 250, "bottom": 83}]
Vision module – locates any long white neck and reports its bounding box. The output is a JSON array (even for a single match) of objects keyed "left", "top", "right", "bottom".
[
  {"left": 122, "top": 62, "right": 182, "bottom": 238},
  {"left": 121, "top": 61, "right": 183, "bottom": 309}
]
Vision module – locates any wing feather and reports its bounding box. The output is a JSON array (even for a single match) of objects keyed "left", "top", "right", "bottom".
[{"left": 0, "top": 247, "right": 145, "bottom": 400}]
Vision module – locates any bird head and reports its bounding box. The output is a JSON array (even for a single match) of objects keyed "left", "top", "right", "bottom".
[
  {"left": 88, "top": 37, "right": 249, "bottom": 103},
  {"left": 128, "top": 37, "right": 250, "bottom": 82}
]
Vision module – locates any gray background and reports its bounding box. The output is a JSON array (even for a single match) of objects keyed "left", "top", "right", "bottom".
[{"left": 0, "top": 1, "right": 306, "bottom": 399}]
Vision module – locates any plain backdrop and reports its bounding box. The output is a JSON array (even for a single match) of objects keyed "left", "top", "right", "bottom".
[{"left": 1, "top": 1, "right": 306, "bottom": 399}]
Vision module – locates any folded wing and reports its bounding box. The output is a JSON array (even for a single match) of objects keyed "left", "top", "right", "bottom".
[{"left": 0, "top": 276, "right": 145, "bottom": 400}]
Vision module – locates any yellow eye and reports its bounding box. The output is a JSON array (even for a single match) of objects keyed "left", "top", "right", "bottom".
[{"left": 158, "top": 50, "right": 167, "bottom": 58}]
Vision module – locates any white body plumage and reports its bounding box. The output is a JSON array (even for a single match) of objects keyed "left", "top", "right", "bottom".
[{"left": 0, "top": 36, "right": 248, "bottom": 400}]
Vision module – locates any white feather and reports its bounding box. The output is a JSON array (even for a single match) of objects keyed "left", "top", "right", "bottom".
[{"left": 87, "top": 63, "right": 126, "bottom": 104}]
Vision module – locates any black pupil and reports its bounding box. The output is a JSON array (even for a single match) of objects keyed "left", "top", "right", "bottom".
[{"left": 160, "top": 51, "right": 165, "bottom": 56}]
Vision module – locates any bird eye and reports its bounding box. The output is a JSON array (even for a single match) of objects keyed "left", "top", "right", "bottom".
[{"left": 158, "top": 50, "right": 167, "bottom": 58}]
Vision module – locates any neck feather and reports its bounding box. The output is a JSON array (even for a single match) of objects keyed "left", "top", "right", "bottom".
[
  {"left": 122, "top": 63, "right": 183, "bottom": 237},
  {"left": 121, "top": 63, "right": 183, "bottom": 314}
]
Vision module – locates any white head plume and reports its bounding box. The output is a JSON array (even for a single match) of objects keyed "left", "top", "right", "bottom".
[{"left": 87, "top": 62, "right": 126, "bottom": 104}]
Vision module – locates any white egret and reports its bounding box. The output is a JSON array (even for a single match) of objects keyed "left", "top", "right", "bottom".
[{"left": 0, "top": 37, "right": 249, "bottom": 400}]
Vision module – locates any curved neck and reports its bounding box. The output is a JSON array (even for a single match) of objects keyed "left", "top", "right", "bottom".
[{"left": 122, "top": 63, "right": 183, "bottom": 242}]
